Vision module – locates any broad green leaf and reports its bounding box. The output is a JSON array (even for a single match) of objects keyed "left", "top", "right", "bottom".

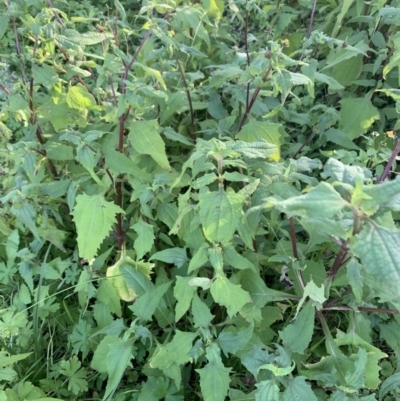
[
  {"left": 321, "top": 157, "right": 370, "bottom": 185},
  {"left": 132, "top": 218, "right": 155, "bottom": 260},
  {"left": 32, "top": 64, "right": 59, "bottom": 89},
  {"left": 135, "top": 62, "right": 167, "bottom": 90},
  {"left": 202, "top": 0, "right": 224, "bottom": 19},
  {"left": 66, "top": 83, "right": 97, "bottom": 110},
  {"left": 0, "top": 15, "right": 8, "bottom": 39},
  {"left": 210, "top": 274, "right": 251, "bottom": 318},
  {"left": 339, "top": 98, "right": 380, "bottom": 140},
  {"left": 104, "top": 338, "right": 134, "bottom": 400},
  {"left": 255, "top": 380, "right": 279, "bottom": 401},
  {"left": 332, "top": 0, "right": 355, "bottom": 37},
  {"left": 191, "top": 292, "right": 214, "bottom": 327},
  {"left": 279, "top": 302, "right": 315, "bottom": 354},
  {"left": 130, "top": 281, "right": 172, "bottom": 321},
  {"left": 346, "top": 258, "right": 363, "bottom": 301},
  {"left": 237, "top": 270, "right": 298, "bottom": 307},
  {"left": 71, "top": 194, "right": 124, "bottom": 260},
  {"left": 274, "top": 182, "right": 346, "bottom": 219},
  {"left": 97, "top": 280, "right": 122, "bottom": 316},
  {"left": 174, "top": 276, "right": 197, "bottom": 322},
  {"left": 331, "top": 55, "right": 363, "bottom": 87},
  {"left": 217, "top": 323, "right": 254, "bottom": 355},
  {"left": 349, "top": 222, "right": 400, "bottom": 295},
  {"left": 188, "top": 243, "right": 209, "bottom": 273},
  {"left": 150, "top": 247, "right": 188, "bottom": 268},
  {"left": 199, "top": 190, "right": 244, "bottom": 244},
  {"left": 196, "top": 347, "right": 231, "bottom": 401},
  {"left": 128, "top": 120, "right": 171, "bottom": 170},
  {"left": 236, "top": 120, "right": 283, "bottom": 162},
  {"left": 91, "top": 336, "right": 119, "bottom": 373},
  {"left": 283, "top": 377, "right": 317, "bottom": 401},
  {"left": 224, "top": 245, "right": 256, "bottom": 272},
  {"left": 104, "top": 149, "right": 152, "bottom": 182},
  {"left": 150, "top": 330, "right": 197, "bottom": 388}
]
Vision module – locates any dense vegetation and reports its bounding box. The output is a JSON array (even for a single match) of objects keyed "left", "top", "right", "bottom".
[{"left": 1, "top": 0, "right": 400, "bottom": 400}]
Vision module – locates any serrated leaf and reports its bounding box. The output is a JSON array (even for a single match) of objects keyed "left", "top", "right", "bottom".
[
  {"left": 174, "top": 276, "right": 197, "bottom": 322},
  {"left": 150, "top": 330, "right": 197, "bottom": 388},
  {"left": 255, "top": 380, "right": 280, "bottom": 401},
  {"left": 128, "top": 120, "right": 171, "bottom": 170},
  {"left": 349, "top": 222, "right": 400, "bottom": 296},
  {"left": 279, "top": 302, "right": 315, "bottom": 354},
  {"left": 274, "top": 182, "right": 345, "bottom": 219},
  {"left": 132, "top": 218, "right": 155, "bottom": 260},
  {"left": 60, "top": 355, "right": 88, "bottom": 395},
  {"left": 196, "top": 347, "right": 231, "bottom": 401},
  {"left": 199, "top": 190, "right": 244, "bottom": 244},
  {"left": 339, "top": 98, "right": 380, "bottom": 140},
  {"left": 71, "top": 194, "right": 124, "bottom": 260},
  {"left": 236, "top": 120, "right": 283, "bottom": 162},
  {"left": 210, "top": 274, "right": 251, "bottom": 318},
  {"left": 283, "top": 377, "right": 317, "bottom": 401}
]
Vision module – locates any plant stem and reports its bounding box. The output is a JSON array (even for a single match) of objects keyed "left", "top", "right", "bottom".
[
  {"left": 114, "top": 29, "right": 151, "bottom": 250},
  {"left": 46, "top": 0, "right": 65, "bottom": 26},
  {"left": 293, "top": 130, "right": 317, "bottom": 158},
  {"left": 237, "top": 64, "right": 273, "bottom": 132},
  {"left": 244, "top": 4, "right": 250, "bottom": 111},
  {"left": 174, "top": 52, "right": 196, "bottom": 140},
  {"left": 289, "top": 216, "right": 306, "bottom": 290},
  {"left": 307, "top": 0, "right": 318, "bottom": 39},
  {"left": 324, "top": 239, "right": 349, "bottom": 287},
  {"left": 378, "top": 136, "right": 400, "bottom": 182}
]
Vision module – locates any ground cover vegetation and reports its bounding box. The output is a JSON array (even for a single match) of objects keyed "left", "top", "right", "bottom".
[{"left": 1, "top": 0, "right": 400, "bottom": 399}]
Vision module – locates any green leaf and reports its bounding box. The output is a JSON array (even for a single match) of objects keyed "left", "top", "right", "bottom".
[
  {"left": 191, "top": 292, "right": 214, "bottom": 328},
  {"left": 283, "top": 377, "right": 317, "bottom": 401},
  {"left": 199, "top": 190, "right": 244, "bottom": 244},
  {"left": 132, "top": 218, "right": 155, "bottom": 260},
  {"left": 217, "top": 323, "right": 254, "bottom": 356},
  {"left": 104, "top": 149, "right": 152, "bottom": 182},
  {"left": 128, "top": 120, "right": 171, "bottom": 170},
  {"left": 349, "top": 222, "right": 400, "bottom": 294},
  {"left": 196, "top": 346, "right": 231, "bottom": 401},
  {"left": 279, "top": 302, "right": 315, "bottom": 354},
  {"left": 339, "top": 98, "right": 380, "bottom": 140},
  {"left": 210, "top": 274, "right": 251, "bottom": 318},
  {"left": 71, "top": 194, "right": 124, "bottom": 260},
  {"left": 150, "top": 247, "right": 188, "bottom": 268},
  {"left": 66, "top": 83, "right": 98, "bottom": 110},
  {"left": 32, "top": 64, "right": 59, "bottom": 88},
  {"left": 104, "top": 338, "right": 134, "bottom": 401},
  {"left": 130, "top": 281, "right": 172, "bottom": 321},
  {"left": 60, "top": 355, "right": 88, "bottom": 395},
  {"left": 255, "top": 380, "right": 280, "bottom": 401},
  {"left": 236, "top": 120, "right": 283, "bottom": 162},
  {"left": 174, "top": 276, "right": 197, "bottom": 322},
  {"left": 379, "top": 372, "right": 400, "bottom": 401},
  {"left": 274, "top": 182, "right": 346, "bottom": 219},
  {"left": 97, "top": 279, "right": 122, "bottom": 317},
  {"left": 150, "top": 330, "right": 197, "bottom": 389},
  {"left": 224, "top": 245, "right": 256, "bottom": 272}
]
